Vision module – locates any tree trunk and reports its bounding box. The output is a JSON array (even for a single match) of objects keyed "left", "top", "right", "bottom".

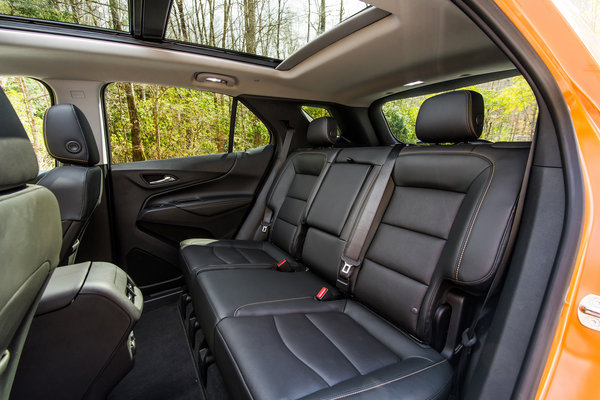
[
  {"left": 307, "top": 0, "right": 311, "bottom": 42},
  {"left": 222, "top": 0, "right": 231, "bottom": 48},
  {"left": 276, "top": 0, "right": 282, "bottom": 58},
  {"left": 339, "top": 0, "right": 344, "bottom": 23},
  {"left": 175, "top": 0, "right": 189, "bottom": 41},
  {"left": 153, "top": 95, "right": 161, "bottom": 159},
  {"left": 108, "top": 0, "right": 122, "bottom": 30},
  {"left": 244, "top": 0, "right": 257, "bottom": 54},
  {"left": 318, "top": 0, "right": 326, "bottom": 35},
  {"left": 124, "top": 83, "right": 146, "bottom": 162}
]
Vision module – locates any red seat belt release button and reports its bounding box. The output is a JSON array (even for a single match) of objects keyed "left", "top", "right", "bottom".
[
  {"left": 316, "top": 287, "right": 329, "bottom": 301},
  {"left": 276, "top": 259, "right": 293, "bottom": 272}
]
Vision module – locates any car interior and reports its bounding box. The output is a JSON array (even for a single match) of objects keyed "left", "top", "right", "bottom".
[{"left": 0, "top": 0, "right": 583, "bottom": 399}]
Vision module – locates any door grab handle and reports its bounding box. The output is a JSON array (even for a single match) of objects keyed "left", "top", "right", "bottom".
[{"left": 148, "top": 175, "right": 177, "bottom": 185}]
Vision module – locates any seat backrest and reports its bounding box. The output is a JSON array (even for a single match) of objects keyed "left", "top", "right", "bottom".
[
  {"left": 37, "top": 104, "right": 103, "bottom": 265},
  {"left": 266, "top": 117, "right": 339, "bottom": 257},
  {"left": 353, "top": 91, "right": 529, "bottom": 342},
  {"left": 301, "top": 146, "right": 394, "bottom": 282},
  {"left": 0, "top": 87, "right": 62, "bottom": 397}
]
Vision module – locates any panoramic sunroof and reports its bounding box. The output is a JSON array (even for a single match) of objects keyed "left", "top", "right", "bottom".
[
  {"left": 0, "top": 0, "right": 129, "bottom": 32},
  {"left": 165, "top": 0, "right": 369, "bottom": 60}
]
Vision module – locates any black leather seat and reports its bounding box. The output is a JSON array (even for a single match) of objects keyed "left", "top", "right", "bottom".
[
  {"left": 0, "top": 88, "right": 62, "bottom": 397},
  {"left": 37, "top": 104, "right": 103, "bottom": 265},
  {"left": 192, "top": 90, "right": 529, "bottom": 399},
  {"left": 180, "top": 117, "right": 342, "bottom": 286},
  {"left": 189, "top": 146, "right": 393, "bottom": 348}
]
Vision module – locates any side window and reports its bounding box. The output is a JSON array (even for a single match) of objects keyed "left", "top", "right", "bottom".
[
  {"left": 104, "top": 82, "right": 270, "bottom": 164},
  {"left": 0, "top": 76, "right": 54, "bottom": 170},
  {"left": 302, "top": 105, "right": 333, "bottom": 121},
  {"left": 382, "top": 76, "right": 538, "bottom": 144}
]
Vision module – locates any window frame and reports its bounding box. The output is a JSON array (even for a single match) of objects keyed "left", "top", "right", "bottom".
[{"left": 101, "top": 82, "right": 272, "bottom": 165}]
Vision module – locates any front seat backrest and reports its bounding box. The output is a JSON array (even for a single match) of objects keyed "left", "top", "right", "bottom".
[
  {"left": 38, "top": 104, "right": 103, "bottom": 265},
  {"left": 0, "top": 87, "right": 62, "bottom": 398}
]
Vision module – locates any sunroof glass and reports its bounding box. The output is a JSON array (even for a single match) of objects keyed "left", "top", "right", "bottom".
[
  {"left": 0, "top": 0, "right": 129, "bottom": 31},
  {"left": 166, "top": 0, "right": 369, "bottom": 59}
]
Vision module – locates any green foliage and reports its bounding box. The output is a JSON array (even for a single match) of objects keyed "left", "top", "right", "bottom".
[
  {"left": 383, "top": 76, "right": 538, "bottom": 143},
  {"left": 0, "top": 76, "right": 54, "bottom": 170},
  {"left": 302, "top": 105, "right": 332, "bottom": 120},
  {"left": 105, "top": 83, "right": 270, "bottom": 164}
]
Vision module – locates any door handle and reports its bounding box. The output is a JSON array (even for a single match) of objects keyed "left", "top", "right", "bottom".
[{"left": 147, "top": 175, "right": 177, "bottom": 185}]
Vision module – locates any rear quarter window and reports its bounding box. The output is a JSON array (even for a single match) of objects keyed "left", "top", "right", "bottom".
[{"left": 382, "top": 76, "right": 538, "bottom": 144}]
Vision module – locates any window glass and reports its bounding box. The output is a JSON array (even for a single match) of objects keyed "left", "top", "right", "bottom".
[
  {"left": 233, "top": 102, "right": 270, "bottom": 151},
  {"left": 0, "top": 76, "right": 54, "bottom": 170},
  {"left": 165, "top": 0, "right": 368, "bottom": 59},
  {"left": 0, "top": 0, "right": 129, "bottom": 31},
  {"left": 302, "top": 105, "right": 332, "bottom": 121},
  {"left": 104, "top": 82, "right": 270, "bottom": 163},
  {"left": 382, "top": 76, "right": 538, "bottom": 144}
]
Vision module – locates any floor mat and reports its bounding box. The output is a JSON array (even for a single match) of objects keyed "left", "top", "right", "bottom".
[{"left": 108, "top": 302, "right": 205, "bottom": 400}]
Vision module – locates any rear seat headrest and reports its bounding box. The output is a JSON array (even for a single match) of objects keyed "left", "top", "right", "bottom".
[
  {"left": 307, "top": 117, "right": 338, "bottom": 147},
  {"left": 0, "top": 87, "right": 39, "bottom": 191},
  {"left": 415, "top": 90, "right": 484, "bottom": 143},
  {"left": 44, "top": 104, "right": 99, "bottom": 166}
]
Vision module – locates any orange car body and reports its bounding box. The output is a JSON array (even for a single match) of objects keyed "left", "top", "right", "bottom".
[{"left": 496, "top": 0, "right": 600, "bottom": 398}]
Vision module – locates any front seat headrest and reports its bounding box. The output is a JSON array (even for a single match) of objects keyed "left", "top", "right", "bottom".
[
  {"left": 0, "top": 87, "right": 39, "bottom": 191},
  {"left": 307, "top": 117, "right": 338, "bottom": 147},
  {"left": 415, "top": 90, "right": 484, "bottom": 143},
  {"left": 44, "top": 104, "right": 99, "bottom": 166}
]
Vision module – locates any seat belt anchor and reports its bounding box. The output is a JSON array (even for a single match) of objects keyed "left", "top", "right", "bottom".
[{"left": 261, "top": 225, "right": 269, "bottom": 233}]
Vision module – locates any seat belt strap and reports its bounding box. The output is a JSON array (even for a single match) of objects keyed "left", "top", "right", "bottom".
[
  {"left": 256, "top": 127, "right": 294, "bottom": 240},
  {"left": 336, "top": 144, "right": 402, "bottom": 293}
]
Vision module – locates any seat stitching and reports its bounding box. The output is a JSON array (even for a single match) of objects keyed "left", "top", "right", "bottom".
[
  {"left": 378, "top": 221, "right": 449, "bottom": 241},
  {"left": 454, "top": 162, "right": 495, "bottom": 280},
  {"left": 233, "top": 296, "right": 313, "bottom": 316},
  {"left": 272, "top": 315, "right": 331, "bottom": 387},
  {"left": 303, "top": 314, "right": 364, "bottom": 375},
  {"left": 321, "top": 359, "right": 447, "bottom": 400}
]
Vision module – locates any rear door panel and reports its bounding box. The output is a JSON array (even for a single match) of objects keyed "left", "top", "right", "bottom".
[{"left": 109, "top": 145, "right": 273, "bottom": 292}]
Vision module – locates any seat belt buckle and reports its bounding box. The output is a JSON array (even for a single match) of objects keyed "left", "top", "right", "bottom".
[
  {"left": 261, "top": 224, "right": 269, "bottom": 233},
  {"left": 315, "top": 286, "right": 332, "bottom": 301},
  {"left": 276, "top": 258, "right": 293, "bottom": 272}
]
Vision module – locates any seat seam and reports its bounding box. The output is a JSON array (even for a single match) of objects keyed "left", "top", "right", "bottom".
[
  {"left": 214, "top": 325, "right": 255, "bottom": 400},
  {"left": 454, "top": 161, "right": 495, "bottom": 280},
  {"left": 320, "top": 359, "right": 447, "bottom": 400},
  {"left": 378, "top": 221, "right": 449, "bottom": 242},
  {"left": 303, "top": 314, "right": 365, "bottom": 375},
  {"left": 233, "top": 296, "right": 314, "bottom": 316},
  {"left": 272, "top": 315, "right": 331, "bottom": 387}
]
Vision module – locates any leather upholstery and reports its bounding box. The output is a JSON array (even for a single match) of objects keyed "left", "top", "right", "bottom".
[
  {"left": 43, "top": 104, "right": 99, "bottom": 165},
  {"left": 0, "top": 88, "right": 38, "bottom": 191},
  {"left": 306, "top": 117, "right": 338, "bottom": 147},
  {"left": 38, "top": 104, "right": 103, "bottom": 265},
  {"left": 415, "top": 90, "right": 484, "bottom": 143},
  {"left": 0, "top": 87, "right": 61, "bottom": 397},
  {"left": 180, "top": 92, "right": 529, "bottom": 400}
]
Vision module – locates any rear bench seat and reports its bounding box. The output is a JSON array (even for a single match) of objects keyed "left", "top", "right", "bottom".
[
  {"left": 181, "top": 90, "right": 530, "bottom": 399},
  {"left": 180, "top": 117, "right": 341, "bottom": 287}
]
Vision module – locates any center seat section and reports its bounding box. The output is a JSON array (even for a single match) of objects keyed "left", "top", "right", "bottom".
[
  {"left": 209, "top": 91, "right": 530, "bottom": 399},
  {"left": 179, "top": 117, "right": 341, "bottom": 288},
  {"left": 192, "top": 146, "right": 395, "bottom": 348}
]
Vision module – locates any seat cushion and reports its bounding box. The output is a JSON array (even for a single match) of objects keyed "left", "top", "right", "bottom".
[
  {"left": 214, "top": 300, "right": 452, "bottom": 400},
  {"left": 192, "top": 268, "right": 338, "bottom": 348},
  {"left": 180, "top": 239, "right": 300, "bottom": 286}
]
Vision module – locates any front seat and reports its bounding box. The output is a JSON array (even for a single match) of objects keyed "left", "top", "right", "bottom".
[
  {"left": 0, "top": 88, "right": 62, "bottom": 398},
  {"left": 37, "top": 104, "right": 103, "bottom": 265}
]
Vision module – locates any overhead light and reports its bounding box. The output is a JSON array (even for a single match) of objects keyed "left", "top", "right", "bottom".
[
  {"left": 194, "top": 72, "right": 238, "bottom": 87},
  {"left": 205, "top": 77, "right": 226, "bottom": 84},
  {"left": 404, "top": 80, "right": 424, "bottom": 87}
]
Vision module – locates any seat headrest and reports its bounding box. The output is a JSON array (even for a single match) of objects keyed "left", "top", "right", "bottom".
[
  {"left": 0, "top": 87, "right": 39, "bottom": 191},
  {"left": 415, "top": 90, "right": 484, "bottom": 143},
  {"left": 307, "top": 117, "right": 338, "bottom": 147},
  {"left": 44, "top": 104, "right": 99, "bottom": 166}
]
